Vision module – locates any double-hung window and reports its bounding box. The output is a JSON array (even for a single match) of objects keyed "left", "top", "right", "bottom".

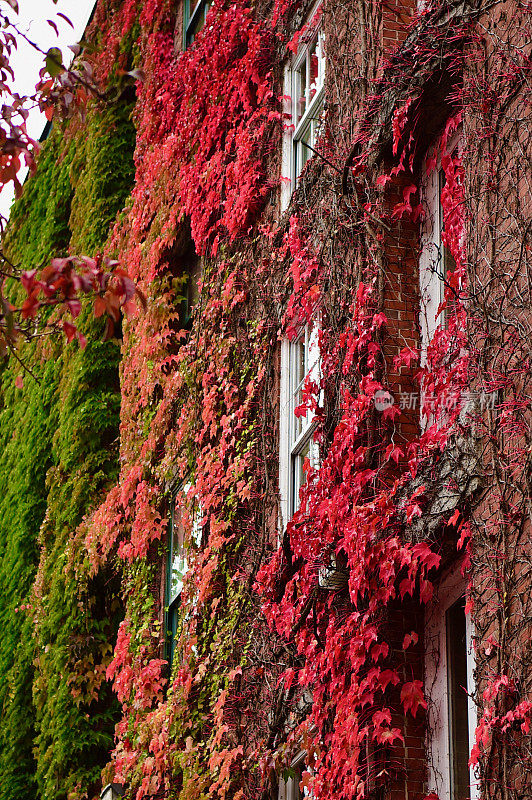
[
  {"left": 279, "top": 321, "right": 320, "bottom": 530},
  {"left": 281, "top": 8, "right": 325, "bottom": 209},
  {"left": 425, "top": 566, "right": 478, "bottom": 800},
  {"left": 183, "top": 0, "right": 211, "bottom": 48}
]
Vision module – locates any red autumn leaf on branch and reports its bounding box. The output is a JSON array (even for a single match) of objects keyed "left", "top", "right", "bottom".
[
  {"left": 400, "top": 680, "right": 427, "bottom": 717},
  {"left": 402, "top": 631, "right": 418, "bottom": 650},
  {"left": 375, "top": 172, "right": 391, "bottom": 189},
  {"left": 393, "top": 346, "right": 419, "bottom": 370},
  {"left": 448, "top": 508, "right": 461, "bottom": 527},
  {"left": 385, "top": 444, "right": 404, "bottom": 464},
  {"left": 62, "top": 320, "right": 77, "bottom": 342},
  {"left": 374, "top": 726, "right": 404, "bottom": 745}
]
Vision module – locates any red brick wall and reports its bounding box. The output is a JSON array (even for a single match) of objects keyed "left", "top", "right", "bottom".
[{"left": 382, "top": 0, "right": 417, "bottom": 52}]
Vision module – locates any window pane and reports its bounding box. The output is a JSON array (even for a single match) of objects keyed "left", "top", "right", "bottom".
[
  {"left": 317, "top": 32, "right": 325, "bottom": 87},
  {"left": 297, "top": 334, "right": 306, "bottom": 385},
  {"left": 291, "top": 439, "right": 311, "bottom": 514},
  {"left": 297, "top": 439, "right": 310, "bottom": 493},
  {"left": 170, "top": 499, "right": 187, "bottom": 599},
  {"left": 295, "top": 61, "right": 307, "bottom": 124},
  {"left": 290, "top": 333, "right": 307, "bottom": 441},
  {"left": 289, "top": 324, "right": 319, "bottom": 445},
  {"left": 438, "top": 167, "right": 446, "bottom": 242},
  {"left": 187, "top": 14, "right": 205, "bottom": 44},
  {"left": 438, "top": 168, "right": 457, "bottom": 325},
  {"left": 447, "top": 597, "right": 471, "bottom": 800},
  {"left": 297, "top": 126, "right": 313, "bottom": 177},
  {"left": 166, "top": 599, "right": 179, "bottom": 667},
  {"left": 308, "top": 37, "right": 319, "bottom": 101},
  {"left": 438, "top": 168, "right": 457, "bottom": 279}
]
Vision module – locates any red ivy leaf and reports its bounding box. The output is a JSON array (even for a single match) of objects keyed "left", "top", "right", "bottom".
[
  {"left": 448, "top": 508, "right": 461, "bottom": 527},
  {"left": 400, "top": 680, "right": 427, "bottom": 717},
  {"left": 62, "top": 320, "right": 77, "bottom": 342},
  {"left": 403, "top": 631, "right": 419, "bottom": 650},
  {"left": 382, "top": 403, "right": 401, "bottom": 422}
]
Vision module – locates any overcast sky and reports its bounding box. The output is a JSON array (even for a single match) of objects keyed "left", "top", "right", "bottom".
[{"left": 1, "top": 0, "right": 97, "bottom": 219}]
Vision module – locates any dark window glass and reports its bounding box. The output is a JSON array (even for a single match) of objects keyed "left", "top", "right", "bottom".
[
  {"left": 446, "top": 597, "right": 471, "bottom": 800},
  {"left": 166, "top": 595, "right": 180, "bottom": 668},
  {"left": 184, "top": 0, "right": 211, "bottom": 47}
]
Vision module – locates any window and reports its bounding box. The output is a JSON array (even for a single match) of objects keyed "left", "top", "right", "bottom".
[
  {"left": 419, "top": 136, "right": 461, "bottom": 354},
  {"left": 165, "top": 484, "right": 202, "bottom": 667},
  {"left": 438, "top": 168, "right": 457, "bottom": 285},
  {"left": 179, "top": 257, "right": 201, "bottom": 329},
  {"left": 281, "top": 8, "right": 325, "bottom": 209},
  {"left": 447, "top": 597, "right": 472, "bottom": 800},
  {"left": 279, "top": 321, "right": 320, "bottom": 530},
  {"left": 279, "top": 751, "right": 313, "bottom": 800},
  {"left": 419, "top": 135, "right": 463, "bottom": 426},
  {"left": 165, "top": 492, "right": 186, "bottom": 667},
  {"left": 425, "top": 566, "right": 478, "bottom": 800},
  {"left": 420, "top": 160, "right": 447, "bottom": 352},
  {"left": 183, "top": 0, "right": 211, "bottom": 48}
]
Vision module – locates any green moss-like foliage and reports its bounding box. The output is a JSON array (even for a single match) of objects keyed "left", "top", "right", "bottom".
[
  {"left": 0, "top": 355, "right": 60, "bottom": 800},
  {"left": 0, "top": 102, "right": 135, "bottom": 800}
]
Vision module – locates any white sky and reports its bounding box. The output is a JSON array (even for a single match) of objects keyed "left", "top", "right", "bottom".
[{"left": 0, "top": 0, "right": 97, "bottom": 219}]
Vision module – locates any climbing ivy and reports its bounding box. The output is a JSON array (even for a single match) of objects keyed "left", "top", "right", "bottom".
[
  {"left": 1, "top": 1, "right": 530, "bottom": 800},
  {"left": 0, "top": 98, "right": 135, "bottom": 800}
]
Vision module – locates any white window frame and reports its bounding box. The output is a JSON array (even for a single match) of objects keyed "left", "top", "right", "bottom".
[
  {"left": 279, "top": 320, "right": 320, "bottom": 531},
  {"left": 281, "top": 6, "right": 325, "bottom": 211},
  {"left": 278, "top": 751, "right": 313, "bottom": 800},
  {"left": 425, "top": 564, "right": 479, "bottom": 800}
]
